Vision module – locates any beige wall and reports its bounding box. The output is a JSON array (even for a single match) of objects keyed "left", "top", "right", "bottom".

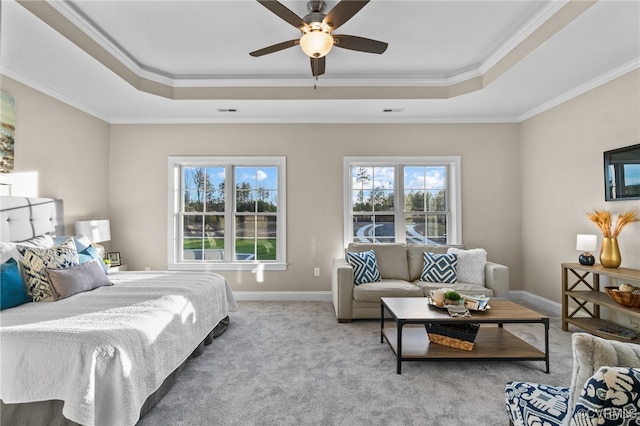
[
  {"left": 5, "top": 68, "right": 638, "bottom": 300},
  {"left": 109, "top": 123, "right": 521, "bottom": 292},
  {"left": 520, "top": 69, "right": 640, "bottom": 302},
  {"left": 0, "top": 76, "right": 111, "bottom": 235}
]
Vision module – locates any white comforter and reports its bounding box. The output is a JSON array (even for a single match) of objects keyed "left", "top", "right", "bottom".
[{"left": 0, "top": 271, "right": 237, "bottom": 426}]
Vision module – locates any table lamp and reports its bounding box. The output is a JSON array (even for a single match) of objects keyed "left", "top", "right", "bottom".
[
  {"left": 75, "top": 219, "right": 111, "bottom": 258},
  {"left": 576, "top": 234, "right": 597, "bottom": 265}
]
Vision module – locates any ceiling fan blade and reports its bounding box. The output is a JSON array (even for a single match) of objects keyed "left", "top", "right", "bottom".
[
  {"left": 323, "top": 0, "right": 369, "bottom": 31},
  {"left": 333, "top": 34, "right": 388, "bottom": 54},
  {"left": 311, "top": 56, "right": 326, "bottom": 77},
  {"left": 250, "top": 39, "right": 300, "bottom": 57},
  {"left": 257, "top": 0, "right": 306, "bottom": 30}
]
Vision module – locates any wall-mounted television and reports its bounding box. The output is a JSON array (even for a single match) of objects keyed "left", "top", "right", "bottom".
[{"left": 604, "top": 143, "right": 640, "bottom": 201}]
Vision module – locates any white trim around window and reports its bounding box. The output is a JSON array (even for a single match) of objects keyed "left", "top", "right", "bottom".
[
  {"left": 343, "top": 156, "right": 462, "bottom": 247},
  {"left": 168, "top": 156, "right": 287, "bottom": 271}
]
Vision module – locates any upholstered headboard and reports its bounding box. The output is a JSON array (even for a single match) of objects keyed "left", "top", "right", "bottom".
[{"left": 0, "top": 196, "right": 64, "bottom": 243}]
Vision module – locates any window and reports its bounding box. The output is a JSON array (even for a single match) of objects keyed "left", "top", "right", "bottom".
[
  {"left": 168, "top": 156, "right": 286, "bottom": 271},
  {"left": 344, "top": 157, "right": 461, "bottom": 246}
]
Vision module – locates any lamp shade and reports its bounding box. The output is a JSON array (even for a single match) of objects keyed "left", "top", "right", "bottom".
[
  {"left": 75, "top": 220, "right": 111, "bottom": 243},
  {"left": 299, "top": 31, "right": 333, "bottom": 58},
  {"left": 576, "top": 234, "right": 597, "bottom": 252}
]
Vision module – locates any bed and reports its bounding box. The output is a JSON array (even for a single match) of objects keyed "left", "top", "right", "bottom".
[{"left": 0, "top": 196, "right": 238, "bottom": 426}]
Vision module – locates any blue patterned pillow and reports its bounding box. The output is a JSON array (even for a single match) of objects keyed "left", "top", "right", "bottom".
[
  {"left": 18, "top": 238, "right": 79, "bottom": 302},
  {"left": 1, "top": 258, "right": 31, "bottom": 310},
  {"left": 78, "top": 245, "right": 108, "bottom": 273},
  {"left": 570, "top": 366, "right": 640, "bottom": 425},
  {"left": 346, "top": 250, "right": 381, "bottom": 285},
  {"left": 421, "top": 252, "right": 457, "bottom": 283}
]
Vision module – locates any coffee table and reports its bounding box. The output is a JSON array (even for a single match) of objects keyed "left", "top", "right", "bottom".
[{"left": 380, "top": 298, "right": 549, "bottom": 374}]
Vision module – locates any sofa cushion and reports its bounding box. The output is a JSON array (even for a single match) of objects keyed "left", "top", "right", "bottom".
[
  {"left": 353, "top": 279, "right": 424, "bottom": 302},
  {"left": 414, "top": 281, "right": 494, "bottom": 297},
  {"left": 447, "top": 248, "right": 487, "bottom": 285},
  {"left": 407, "top": 244, "right": 464, "bottom": 281},
  {"left": 421, "top": 252, "right": 457, "bottom": 283},
  {"left": 347, "top": 243, "right": 410, "bottom": 281},
  {"left": 346, "top": 250, "right": 381, "bottom": 285}
]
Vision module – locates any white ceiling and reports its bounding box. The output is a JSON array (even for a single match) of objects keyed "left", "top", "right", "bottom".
[{"left": 1, "top": 0, "right": 639, "bottom": 124}]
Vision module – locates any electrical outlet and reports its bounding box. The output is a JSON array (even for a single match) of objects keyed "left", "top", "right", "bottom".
[{"left": 313, "top": 267, "right": 320, "bottom": 277}]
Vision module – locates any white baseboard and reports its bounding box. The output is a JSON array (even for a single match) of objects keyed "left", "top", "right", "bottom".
[
  {"left": 231, "top": 290, "right": 561, "bottom": 315},
  {"left": 233, "top": 291, "right": 332, "bottom": 302},
  {"left": 505, "top": 290, "right": 561, "bottom": 316}
]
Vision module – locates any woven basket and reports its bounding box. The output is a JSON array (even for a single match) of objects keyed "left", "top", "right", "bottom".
[
  {"left": 605, "top": 287, "right": 640, "bottom": 308},
  {"left": 426, "top": 323, "right": 480, "bottom": 351}
]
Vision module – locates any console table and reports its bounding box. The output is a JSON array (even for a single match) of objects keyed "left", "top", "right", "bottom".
[{"left": 562, "top": 263, "right": 640, "bottom": 342}]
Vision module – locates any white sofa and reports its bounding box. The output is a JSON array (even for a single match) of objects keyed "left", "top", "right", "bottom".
[{"left": 331, "top": 243, "right": 509, "bottom": 322}]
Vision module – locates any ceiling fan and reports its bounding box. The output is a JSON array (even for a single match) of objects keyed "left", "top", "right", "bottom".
[{"left": 249, "top": 0, "right": 388, "bottom": 78}]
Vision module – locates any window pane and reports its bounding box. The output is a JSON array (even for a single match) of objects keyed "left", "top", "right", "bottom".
[
  {"left": 257, "top": 190, "right": 277, "bottom": 212},
  {"left": 204, "top": 216, "right": 224, "bottom": 240},
  {"left": 257, "top": 216, "right": 277, "bottom": 238},
  {"left": 235, "top": 215, "right": 255, "bottom": 237},
  {"left": 236, "top": 167, "right": 278, "bottom": 213},
  {"left": 405, "top": 213, "right": 447, "bottom": 245},
  {"left": 234, "top": 239, "right": 255, "bottom": 261},
  {"left": 352, "top": 214, "right": 395, "bottom": 243},
  {"left": 426, "top": 190, "right": 446, "bottom": 212},
  {"left": 184, "top": 190, "right": 203, "bottom": 212},
  {"left": 256, "top": 237, "right": 277, "bottom": 260},
  {"left": 183, "top": 215, "right": 203, "bottom": 237}
]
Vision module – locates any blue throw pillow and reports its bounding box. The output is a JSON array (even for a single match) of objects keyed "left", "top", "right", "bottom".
[
  {"left": 1, "top": 258, "right": 31, "bottom": 310},
  {"left": 421, "top": 252, "right": 458, "bottom": 283},
  {"left": 346, "top": 250, "right": 381, "bottom": 285},
  {"left": 78, "top": 245, "right": 108, "bottom": 273}
]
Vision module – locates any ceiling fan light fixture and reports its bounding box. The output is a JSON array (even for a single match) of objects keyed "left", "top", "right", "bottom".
[{"left": 300, "top": 30, "right": 333, "bottom": 58}]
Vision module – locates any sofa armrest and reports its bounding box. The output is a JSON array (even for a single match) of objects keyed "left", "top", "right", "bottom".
[
  {"left": 332, "top": 258, "right": 355, "bottom": 322},
  {"left": 485, "top": 261, "right": 509, "bottom": 297}
]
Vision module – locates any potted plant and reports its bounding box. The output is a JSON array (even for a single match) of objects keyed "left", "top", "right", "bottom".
[{"left": 445, "top": 291, "right": 461, "bottom": 305}]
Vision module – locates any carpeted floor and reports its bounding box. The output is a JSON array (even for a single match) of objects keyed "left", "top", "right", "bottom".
[{"left": 137, "top": 301, "right": 574, "bottom": 426}]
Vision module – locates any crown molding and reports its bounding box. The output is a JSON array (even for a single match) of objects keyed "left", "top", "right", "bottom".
[
  {"left": 1, "top": 66, "right": 110, "bottom": 122},
  {"left": 518, "top": 57, "right": 640, "bottom": 122},
  {"left": 26, "top": 0, "right": 593, "bottom": 100}
]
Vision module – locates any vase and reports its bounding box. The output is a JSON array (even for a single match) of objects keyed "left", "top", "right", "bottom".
[{"left": 600, "top": 237, "right": 621, "bottom": 268}]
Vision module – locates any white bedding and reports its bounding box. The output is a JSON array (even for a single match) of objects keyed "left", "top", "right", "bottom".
[{"left": 0, "top": 271, "right": 237, "bottom": 426}]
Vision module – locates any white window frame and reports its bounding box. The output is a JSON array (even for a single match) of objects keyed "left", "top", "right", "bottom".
[
  {"left": 168, "top": 156, "right": 287, "bottom": 271},
  {"left": 343, "top": 156, "right": 461, "bottom": 247}
]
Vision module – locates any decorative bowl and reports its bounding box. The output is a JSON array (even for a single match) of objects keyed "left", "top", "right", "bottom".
[{"left": 605, "top": 287, "right": 640, "bottom": 308}]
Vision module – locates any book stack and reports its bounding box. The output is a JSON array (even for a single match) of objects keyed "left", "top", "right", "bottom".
[{"left": 597, "top": 324, "right": 638, "bottom": 340}]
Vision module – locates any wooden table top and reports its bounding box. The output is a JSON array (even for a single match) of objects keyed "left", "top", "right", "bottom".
[{"left": 381, "top": 298, "right": 547, "bottom": 323}]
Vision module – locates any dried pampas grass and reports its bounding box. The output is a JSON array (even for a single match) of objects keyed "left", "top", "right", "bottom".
[{"left": 587, "top": 210, "right": 640, "bottom": 238}]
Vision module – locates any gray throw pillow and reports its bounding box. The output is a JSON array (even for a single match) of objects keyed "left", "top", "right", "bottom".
[
  {"left": 569, "top": 332, "right": 640, "bottom": 408},
  {"left": 46, "top": 260, "right": 112, "bottom": 300}
]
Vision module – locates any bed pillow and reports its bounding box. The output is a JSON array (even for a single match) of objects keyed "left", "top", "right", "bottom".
[
  {"left": 53, "top": 235, "right": 92, "bottom": 252},
  {"left": 346, "top": 250, "right": 381, "bottom": 285},
  {"left": 447, "top": 247, "right": 487, "bottom": 285},
  {"left": 1, "top": 234, "right": 55, "bottom": 263},
  {"left": 77, "top": 245, "right": 108, "bottom": 273},
  {"left": 421, "top": 252, "right": 457, "bottom": 283},
  {"left": 1, "top": 258, "right": 31, "bottom": 310},
  {"left": 18, "top": 238, "right": 79, "bottom": 302},
  {"left": 46, "top": 261, "right": 112, "bottom": 300}
]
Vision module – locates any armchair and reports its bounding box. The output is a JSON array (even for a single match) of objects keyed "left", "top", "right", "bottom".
[{"left": 505, "top": 333, "right": 640, "bottom": 426}]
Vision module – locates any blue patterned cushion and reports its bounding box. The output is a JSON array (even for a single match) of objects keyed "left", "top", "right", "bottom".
[
  {"left": 570, "top": 366, "right": 640, "bottom": 425},
  {"left": 78, "top": 245, "right": 108, "bottom": 273},
  {"left": 504, "top": 381, "right": 569, "bottom": 426},
  {"left": 346, "top": 250, "right": 381, "bottom": 285},
  {"left": 421, "top": 252, "right": 457, "bottom": 283},
  {"left": 18, "top": 238, "right": 79, "bottom": 302},
  {"left": 1, "top": 258, "right": 31, "bottom": 310}
]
